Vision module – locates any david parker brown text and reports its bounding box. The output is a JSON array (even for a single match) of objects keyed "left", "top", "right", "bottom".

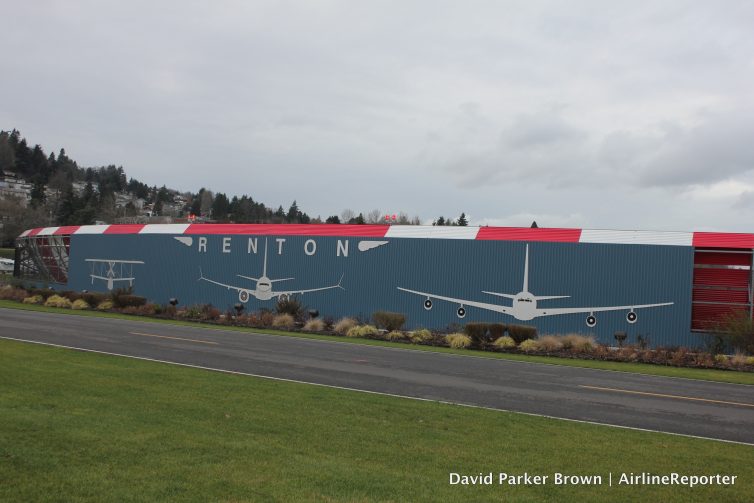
[{"left": 449, "top": 472, "right": 737, "bottom": 488}]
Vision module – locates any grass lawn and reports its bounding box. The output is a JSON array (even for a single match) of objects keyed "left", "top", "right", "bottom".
[
  {"left": 0, "top": 339, "right": 752, "bottom": 502},
  {"left": 2, "top": 299, "right": 754, "bottom": 386},
  {"left": 0, "top": 248, "right": 13, "bottom": 259}
]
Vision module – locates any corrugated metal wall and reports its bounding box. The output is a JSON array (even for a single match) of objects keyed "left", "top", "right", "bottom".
[{"left": 65, "top": 233, "right": 700, "bottom": 347}]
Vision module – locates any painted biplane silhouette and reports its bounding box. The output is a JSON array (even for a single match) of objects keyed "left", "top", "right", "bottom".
[{"left": 85, "top": 258, "right": 145, "bottom": 290}]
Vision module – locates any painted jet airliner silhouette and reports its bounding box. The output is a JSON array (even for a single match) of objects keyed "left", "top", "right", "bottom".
[
  {"left": 398, "top": 245, "right": 673, "bottom": 327},
  {"left": 199, "top": 238, "right": 344, "bottom": 303}
]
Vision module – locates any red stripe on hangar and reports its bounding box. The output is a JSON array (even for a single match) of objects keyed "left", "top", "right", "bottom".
[
  {"left": 693, "top": 232, "right": 754, "bottom": 249},
  {"left": 104, "top": 224, "right": 146, "bottom": 234},
  {"left": 476, "top": 227, "right": 582, "bottom": 242},
  {"left": 183, "top": 224, "right": 390, "bottom": 237},
  {"left": 53, "top": 226, "right": 81, "bottom": 235}
]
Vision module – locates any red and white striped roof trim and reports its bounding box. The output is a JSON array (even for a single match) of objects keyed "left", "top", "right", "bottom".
[{"left": 16, "top": 224, "right": 754, "bottom": 249}]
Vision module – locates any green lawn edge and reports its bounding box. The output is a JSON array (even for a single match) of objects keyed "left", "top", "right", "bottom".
[
  {"left": 1, "top": 338, "right": 752, "bottom": 503},
  {"left": 1, "top": 299, "right": 753, "bottom": 385}
]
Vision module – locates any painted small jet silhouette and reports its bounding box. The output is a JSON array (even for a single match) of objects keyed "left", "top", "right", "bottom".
[
  {"left": 85, "top": 258, "right": 145, "bottom": 291},
  {"left": 398, "top": 244, "right": 673, "bottom": 327},
  {"left": 199, "top": 238, "right": 344, "bottom": 303}
]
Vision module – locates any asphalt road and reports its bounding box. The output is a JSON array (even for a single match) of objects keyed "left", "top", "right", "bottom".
[{"left": 1, "top": 307, "right": 753, "bottom": 444}]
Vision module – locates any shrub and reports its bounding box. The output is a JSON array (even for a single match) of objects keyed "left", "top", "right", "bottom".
[
  {"left": 372, "top": 311, "right": 406, "bottom": 331},
  {"left": 27, "top": 288, "right": 56, "bottom": 300},
  {"left": 747, "top": 356, "right": 754, "bottom": 366},
  {"left": 508, "top": 325, "right": 537, "bottom": 344},
  {"left": 670, "top": 347, "right": 692, "bottom": 366},
  {"left": 409, "top": 328, "right": 433, "bottom": 344},
  {"left": 82, "top": 292, "right": 109, "bottom": 306},
  {"left": 22, "top": 295, "right": 43, "bottom": 304},
  {"left": 560, "top": 334, "right": 596, "bottom": 353},
  {"left": 714, "top": 311, "right": 754, "bottom": 355},
  {"left": 259, "top": 311, "right": 275, "bottom": 327},
  {"left": 272, "top": 313, "right": 296, "bottom": 329},
  {"left": 96, "top": 300, "right": 114, "bottom": 310},
  {"left": 239, "top": 313, "right": 257, "bottom": 327},
  {"left": 357, "top": 325, "right": 380, "bottom": 338},
  {"left": 445, "top": 333, "right": 471, "bottom": 349},
  {"left": 303, "top": 318, "right": 325, "bottom": 332},
  {"left": 346, "top": 325, "right": 380, "bottom": 337},
  {"left": 113, "top": 294, "right": 147, "bottom": 308},
  {"left": 537, "top": 335, "right": 563, "bottom": 352},
  {"left": 385, "top": 330, "right": 407, "bottom": 342},
  {"left": 334, "top": 317, "right": 358, "bottom": 335},
  {"left": 518, "top": 339, "right": 539, "bottom": 352},
  {"left": 60, "top": 291, "right": 82, "bottom": 302},
  {"left": 730, "top": 353, "right": 748, "bottom": 368},
  {"left": 182, "top": 305, "right": 203, "bottom": 319},
  {"left": 44, "top": 294, "right": 72, "bottom": 308},
  {"left": 493, "top": 335, "right": 516, "bottom": 349},
  {"left": 137, "top": 304, "right": 158, "bottom": 316},
  {"left": 636, "top": 334, "right": 651, "bottom": 350},
  {"left": 693, "top": 352, "right": 715, "bottom": 368},
  {"left": 0, "top": 287, "right": 28, "bottom": 302},
  {"left": 714, "top": 354, "right": 728, "bottom": 366},
  {"left": 200, "top": 304, "right": 221, "bottom": 321},
  {"left": 276, "top": 296, "right": 304, "bottom": 319},
  {"left": 162, "top": 304, "right": 177, "bottom": 318},
  {"left": 71, "top": 299, "right": 90, "bottom": 310},
  {"left": 464, "top": 323, "right": 505, "bottom": 345},
  {"left": 346, "top": 325, "right": 379, "bottom": 338}
]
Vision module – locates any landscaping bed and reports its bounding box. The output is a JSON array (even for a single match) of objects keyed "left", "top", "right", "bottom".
[{"left": 2, "top": 282, "right": 753, "bottom": 373}]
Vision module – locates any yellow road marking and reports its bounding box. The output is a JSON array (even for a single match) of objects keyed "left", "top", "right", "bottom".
[
  {"left": 128, "top": 332, "right": 218, "bottom": 345},
  {"left": 579, "top": 385, "right": 754, "bottom": 408}
]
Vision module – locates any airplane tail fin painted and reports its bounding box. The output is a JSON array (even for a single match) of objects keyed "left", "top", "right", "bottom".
[
  {"left": 522, "top": 244, "right": 529, "bottom": 293},
  {"left": 262, "top": 238, "right": 268, "bottom": 278}
]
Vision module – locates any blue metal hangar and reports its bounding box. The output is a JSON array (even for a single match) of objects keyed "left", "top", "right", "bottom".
[{"left": 14, "top": 223, "right": 754, "bottom": 347}]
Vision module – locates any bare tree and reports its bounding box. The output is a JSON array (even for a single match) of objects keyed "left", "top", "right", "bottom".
[
  {"left": 0, "top": 195, "right": 47, "bottom": 246},
  {"left": 340, "top": 208, "right": 355, "bottom": 223},
  {"left": 200, "top": 190, "right": 214, "bottom": 217},
  {"left": 366, "top": 209, "right": 382, "bottom": 224}
]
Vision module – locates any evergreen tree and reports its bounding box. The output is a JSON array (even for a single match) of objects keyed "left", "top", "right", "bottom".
[
  {"left": 286, "top": 200, "right": 299, "bottom": 223},
  {"left": 29, "top": 178, "right": 46, "bottom": 207},
  {"left": 457, "top": 212, "right": 468, "bottom": 226},
  {"left": 57, "top": 185, "right": 78, "bottom": 224},
  {"left": 325, "top": 215, "right": 340, "bottom": 224},
  {"left": 212, "top": 193, "right": 230, "bottom": 221}
]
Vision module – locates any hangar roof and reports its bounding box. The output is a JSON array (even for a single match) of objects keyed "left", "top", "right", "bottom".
[{"left": 17, "top": 224, "right": 754, "bottom": 249}]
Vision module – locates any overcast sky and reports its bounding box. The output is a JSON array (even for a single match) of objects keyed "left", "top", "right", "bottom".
[{"left": 3, "top": 1, "right": 754, "bottom": 231}]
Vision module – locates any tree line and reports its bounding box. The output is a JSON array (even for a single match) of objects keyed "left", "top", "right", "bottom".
[{"left": 0, "top": 129, "right": 469, "bottom": 245}]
